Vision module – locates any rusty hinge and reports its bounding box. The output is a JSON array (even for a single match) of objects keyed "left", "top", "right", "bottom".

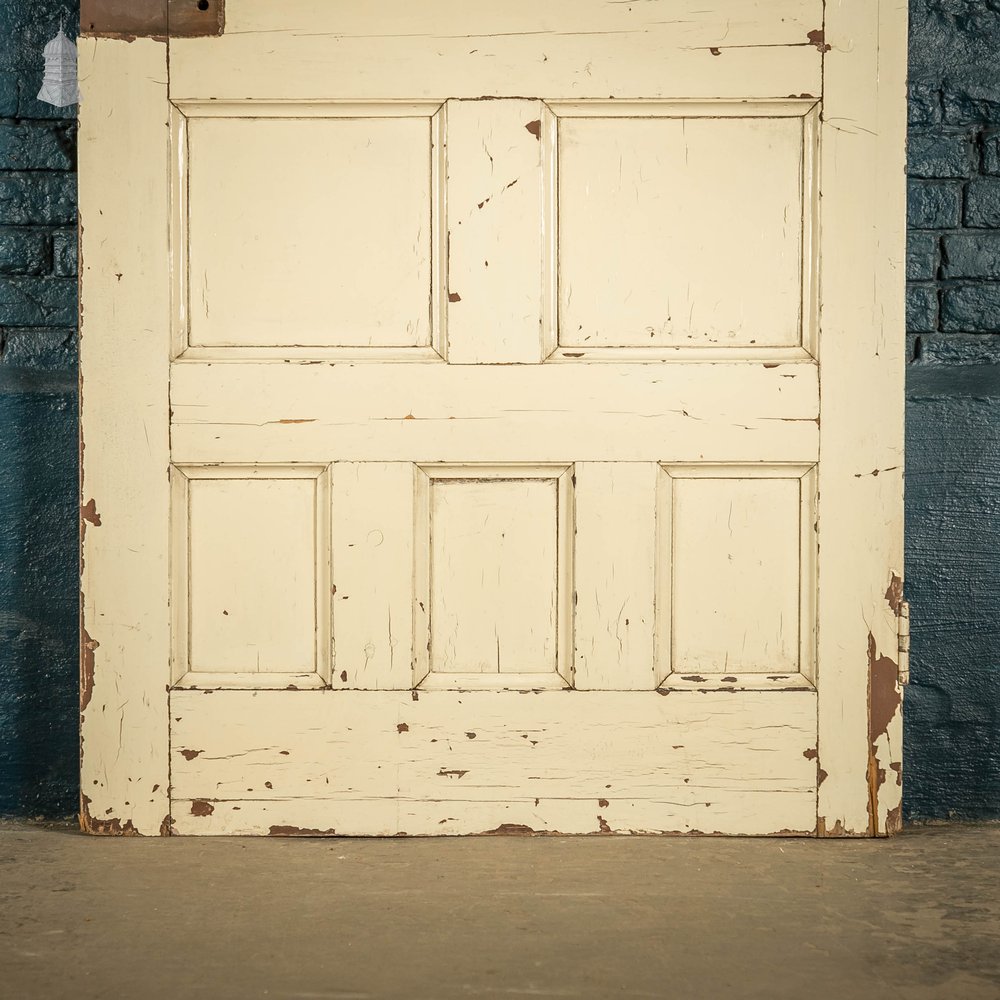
[
  {"left": 897, "top": 601, "right": 911, "bottom": 686},
  {"left": 81, "top": 0, "right": 224, "bottom": 39}
]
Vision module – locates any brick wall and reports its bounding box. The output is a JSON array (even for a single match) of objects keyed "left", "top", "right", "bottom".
[
  {"left": 0, "top": 1, "right": 79, "bottom": 816},
  {"left": 908, "top": 82, "right": 1000, "bottom": 360},
  {"left": 905, "top": 0, "right": 1000, "bottom": 820}
]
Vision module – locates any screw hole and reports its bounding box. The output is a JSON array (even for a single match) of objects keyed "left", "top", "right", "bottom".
[{"left": 197, "top": 0, "right": 210, "bottom": 10}]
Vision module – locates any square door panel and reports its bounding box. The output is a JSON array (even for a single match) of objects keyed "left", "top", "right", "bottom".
[
  {"left": 171, "top": 465, "right": 331, "bottom": 687},
  {"left": 415, "top": 466, "right": 574, "bottom": 690},
  {"left": 178, "top": 109, "right": 438, "bottom": 353},
  {"left": 558, "top": 112, "right": 812, "bottom": 351}
]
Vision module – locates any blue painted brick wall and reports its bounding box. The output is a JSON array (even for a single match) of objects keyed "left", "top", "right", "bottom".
[
  {"left": 0, "top": 0, "right": 79, "bottom": 816},
  {"left": 907, "top": 0, "right": 1000, "bottom": 819},
  {"left": 0, "top": 0, "right": 999, "bottom": 821}
]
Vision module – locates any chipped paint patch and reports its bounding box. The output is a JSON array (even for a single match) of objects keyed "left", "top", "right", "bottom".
[
  {"left": 80, "top": 794, "right": 140, "bottom": 836},
  {"left": 816, "top": 816, "right": 851, "bottom": 838},
  {"left": 480, "top": 823, "right": 540, "bottom": 836},
  {"left": 81, "top": 498, "right": 102, "bottom": 527},
  {"left": 868, "top": 632, "right": 903, "bottom": 836},
  {"left": 190, "top": 799, "right": 215, "bottom": 817},
  {"left": 885, "top": 572, "right": 904, "bottom": 616},
  {"left": 807, "top": 28, "right": 832, "bottom": 53},
  {"left": 268, "top": 825, "right": 338, "bottom": 837},
  {"left": 80, "top": 628, "right": 99, "bottom": 713}
]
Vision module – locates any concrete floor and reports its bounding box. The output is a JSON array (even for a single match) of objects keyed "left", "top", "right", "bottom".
[{"left": 1, "top": 822, "right": 998, "bottom": 1000}]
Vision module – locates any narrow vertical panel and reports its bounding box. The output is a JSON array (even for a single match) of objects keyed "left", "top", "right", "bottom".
[
  {"left": 445, "top": 98, "right": 547, "bottom": 364},
  {"left": 332, "top": 463, "right": 415, "bottom": 690},
  {"left": 78, "top": 38, "right": 171, "bottom": 835},
  {"left": 671, "top": 476, "right": 801, "bottom": 675},
  {"left": 818, "top": 0, "right": 908, "bottom": 836},
  {"left": 188, "top": 479, "right": 317, "bottom": 673},
  {"left": 430, "top": 478, "right": 558, "bottom": 674},
  {"left": 573, "top": 463, "right": 657, "bottom": 690},
  {"left": 171, "top": 466, "right": 331, "bottom": 688}
]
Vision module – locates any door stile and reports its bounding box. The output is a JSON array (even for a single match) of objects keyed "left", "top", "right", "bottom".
[
  {"left": 78, "top": 37, "right": 173, "bottom": 835},
  {"left": 816, "top": 0, "right": 907, "bottom": 836}
]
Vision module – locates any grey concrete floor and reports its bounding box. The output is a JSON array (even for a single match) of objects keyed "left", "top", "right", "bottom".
[{"left": 1, "top": 821, "right": 998, "bottom": 1000}]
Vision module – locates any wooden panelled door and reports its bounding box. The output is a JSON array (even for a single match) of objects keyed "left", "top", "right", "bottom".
[{"left": 78, "top": 0, "right": 908, "bottom": 837}]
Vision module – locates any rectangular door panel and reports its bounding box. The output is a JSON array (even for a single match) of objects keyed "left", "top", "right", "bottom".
[{"left": 169, "top": 689, "right": 818, "bottom": 836}]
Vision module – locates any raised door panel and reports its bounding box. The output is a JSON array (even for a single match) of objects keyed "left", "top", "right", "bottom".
[
  {"left": 175, "top": 105, "right": 443, "bottom": 357},
  {"left": 557, "top": 106, "right": 817, "bottom": 355},
  {"left": 171, "top": 465, "right": 331, "bottom": 689},
  {"left": 660, "top": 465, "right": 818, "bottom": 689},
  {"left": 415, "top": 466, "right": 574, "bottom": 691}
]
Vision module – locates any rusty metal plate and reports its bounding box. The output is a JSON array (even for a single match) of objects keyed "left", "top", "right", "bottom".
[{"left": 80, "top": 0, "right": 224, "bottom": 39}]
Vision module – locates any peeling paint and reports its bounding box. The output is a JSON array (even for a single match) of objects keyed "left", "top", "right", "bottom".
[
  {"left": 80, "top": 794, "right": 140, "bottom": 836},
  {"left": 807, "top": 28, "right": 831, "bottom": 53},
  {"left": 868, "top": 632, "right": 902, "bottom": 755},
  {"left": 524, "top": 119, "right": 542, "bottom": 139},
  {"left": 180, "top": 749, "right": 202, "bottom": 761},
  {"left": 816, "top": 816, "right": 851, "bottom": 838},
  {"left": 159, "top": 814, "right": 173, "bottom": 837},
  {"left": 396, "top": 722, "right": 409, "bottom": 733},
  {"left": 480, "top": 823, "right": 539, "bottom": 836},
  {"left": 885, "top": 572, "right": 904, "bottom": 616},
  {"left": 867, "top": 631, "right": 903, "bottom": 836},
  {"left": 80, "top": 498, "right": 102, "bottom": 527},
  {"left": 190, "top": 799, "right": 215, "bottom": 817},
  {"left": 80, "top": 628, "right": 99, "bottom": 713},
  {"left": 268, "top": 825, "right": 338, "bottom": 837}
]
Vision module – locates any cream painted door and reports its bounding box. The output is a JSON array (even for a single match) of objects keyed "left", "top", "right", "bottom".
[{"left": 78, "top": 0, "right": 908, "bottom": 837}]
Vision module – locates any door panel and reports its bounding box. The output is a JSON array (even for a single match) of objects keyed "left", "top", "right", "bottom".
[
  {"left": 79, "top": 1, "right": 907, "bottom": 837},
  {"left": 169, "top": 689, "right": 818, "bottom": 836},
  {"left": 558, "top": 108, "right": 813, "bottom": 352}
]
